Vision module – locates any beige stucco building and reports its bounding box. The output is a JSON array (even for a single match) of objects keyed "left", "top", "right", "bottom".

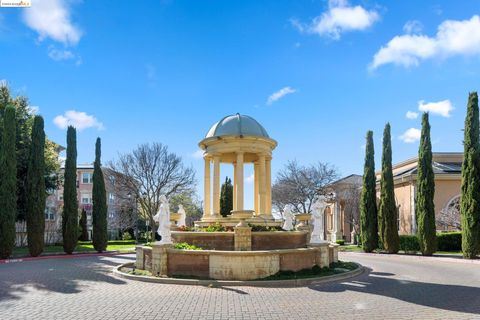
[
  {"left": 381, "top": 152, "right": 462, "bottom": 235},
  {"left": 329, "top": 153, "right": 463, "bottom": 243}
]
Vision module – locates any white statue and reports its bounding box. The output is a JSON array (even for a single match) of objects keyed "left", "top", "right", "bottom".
[
  {"left": 153, "top": 195, "right": 172, "bottom": 244},
  {"left": 310, "top": 197, "right": 327, "bottom": 244},
  {"left": 282, "top": 204, "right": 295, "bottom": 231},
  {"left": 177, "top": 204, "right": 186, "bottom": 227}
]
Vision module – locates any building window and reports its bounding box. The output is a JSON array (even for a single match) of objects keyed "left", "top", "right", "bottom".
[
  {"left": 82, "top": 172, "right": 93, "bottom": 184},
  {"left": 81, "top": 194, "right": 92, "bottom": 204},
  {"left": 45, "top": 207, "right": 55, "bottom": 220},
  {"left": 108, "top": 193, "right": 115, "bottom": 204}
]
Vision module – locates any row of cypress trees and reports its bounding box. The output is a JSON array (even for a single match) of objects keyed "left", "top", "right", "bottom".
[
  {"left": 62, "top": 128, "right": 108, "bottom": 254},
  {"left": 0, "top": 111, "right": 48, "bottom": 258},
  {"left": 360, "top": 116, "right": 435, "bottom": 255},
  {"left": 360, "top": 92, "right": 480, "bottom": 258},
  {"left": 0, "top": 120, "right": 108, "bottom": 258}
]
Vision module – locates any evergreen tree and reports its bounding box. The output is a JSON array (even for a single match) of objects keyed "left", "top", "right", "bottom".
[
  {"left": 0, "top": 106, "right": 17, "bottom": 259},
  {"left": 62, "top": 126, "right": 78, "bottom": 254},
  {"left": 378, "top": 123, "right": 399, "bottom": 253},
  {"left": 26, "top": 116, "right": 46, "bottom": 257},
  {"left": 92, "top": 138, "right": 108, "bottom": 252},
  {"left": 220, "top": 177, "right": 233, "bottom": 217},
  {"left": 460, "top": 92, "right": 480, "bottom": 259},
  {"left": 79, "top": 209, "right": 89, "bottom": 241},
  {"left": 416, "top": 113, "right": 437, "bottom": 256},
  {"left": 360, "top": 130, "right": 378, "bottom": 252}
]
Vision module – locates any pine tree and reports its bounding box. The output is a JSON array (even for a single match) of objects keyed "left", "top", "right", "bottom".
[
  {"left": 460, "top": 92, "right": 480, "bottom": 259},
  {"left": 378, "top": 123, "right": 399, "bottom": 253},
  {"left": 92, "top": 138, "right": 108, "bottom": 252},
  {"left": 62, "top": 126, "right": 78, "bottom": 254},
  {"left": 79, "top": 209, "right": 89, "bottom": 241},
  {"left": 220, "top": 177, "right": 233, "bottom": 217},
  {"left": 416, "top": 113, "right": 437, "bottom": 256},
  {"left": 360, "top": 130, "right": 378, "bottom": 252},
  {"left": 0, "top": 106, "right": 17, "bottom": 259},
  {"left": 26, "top": 116, "right": 46, "bottom": 257}
]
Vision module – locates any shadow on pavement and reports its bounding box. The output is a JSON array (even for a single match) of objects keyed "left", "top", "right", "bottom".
[
  {"left": 309, "top": 267, "right": 480, "bottom": 315},
  {"left": 0, "top": 255, "right": 131, "bottom": 302}
]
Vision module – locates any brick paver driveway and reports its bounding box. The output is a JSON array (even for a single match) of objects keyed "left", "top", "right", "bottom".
[{"left": 1, "top": 252, "right": 480, "bottom": 319}]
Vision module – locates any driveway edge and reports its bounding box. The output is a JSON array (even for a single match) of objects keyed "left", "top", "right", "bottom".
[{"left": 112, "top": 262, "right": 364, "bottom": 287}]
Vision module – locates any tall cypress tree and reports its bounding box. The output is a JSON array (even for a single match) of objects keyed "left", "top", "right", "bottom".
[
  {"left": 378, "top": 123, "right": 399, "bottom": 253},
  {"left": 62, "top": 126, "right": 78, "bottom": 254},
  {"left": 460, "top": 92, "right": 480, "bottom": 259},
  {"left": 416, "top": 113, "right": 437, "bottom": 256},
  {"left": 0, "top": 106, "right": 17, "bottom": 259},
  {"left": 79, "top": 209, "right": 89, "bottom": 241},
  {"left": 92, "top": 137, "right": 107, "bottom": 252},
  {"left": 360, "top": 130, "right": 378, "bottom": 252},
  {"left": 26, "top": 116, "right": 46, "bottom": 257},
  {"left": 220, "top": 177, "right": 233, "bottom": 217}
]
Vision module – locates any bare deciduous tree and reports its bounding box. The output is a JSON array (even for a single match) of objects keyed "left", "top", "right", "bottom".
[
  {"left": 335, "top": 180, "right": 362, "bottom": 234},
  {"left": 109, "top": 143, "right": 196, "bottom": 240},
  {"left": 272, "top": 160, "right": 338, "bottom": 214}
]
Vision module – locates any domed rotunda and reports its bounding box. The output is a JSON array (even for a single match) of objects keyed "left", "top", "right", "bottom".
[{"left": 198, "top": 114, "right": 277, "bottom": 224}]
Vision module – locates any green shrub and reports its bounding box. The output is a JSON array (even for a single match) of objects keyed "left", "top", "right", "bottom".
[
  {"left": 249, "top": 224, "right": 284, "bottom": 232},
  {"left": 336, "top": 240, "right": 345, "bottom": 245},
  {"left": 436, "top": 232, "right": 462, "bottom": 251},
  {"left": 174, "top": 242, "right": 203, "bottom": 250},
  {"left": 122, "top": 232, "right": 133, "bottom": 240},
  {"left": 399, "top": 235, "right": 420, "bottom": 252},
  {"left": 204, "top": 222, "right": 226, "bottom": 232}
]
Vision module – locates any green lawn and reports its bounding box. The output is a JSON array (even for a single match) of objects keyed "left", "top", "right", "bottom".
[
  {"left": 12, "top": 243, "right": 135, "bottom": 258},
  {"left": 338, "top": 245, "right": 462, "bottom": 256}
]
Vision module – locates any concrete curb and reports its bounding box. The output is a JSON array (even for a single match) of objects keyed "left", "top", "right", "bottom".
[
  {"left": 341, "top": 251, "right": 480, "bottom": 264},
  {"left": 112, "top": 262, "right": 364, "bottom": 287},
  {"left": 0, "top": 251, "right": 134, "bottom": 264}
]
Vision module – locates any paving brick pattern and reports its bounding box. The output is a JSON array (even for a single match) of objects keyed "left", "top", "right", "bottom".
[{"left": 1, "top": 252, "right": 480, "bottom": 319}]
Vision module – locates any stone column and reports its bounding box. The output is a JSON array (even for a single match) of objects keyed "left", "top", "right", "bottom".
[
  {"left": 236, "top": 152, "right": 244, "bottom": 211},
  {"left": 151, "top": 243, "right": 172, "bottom": 277},
  {"left": 213, "top": 156, "right": 220, "bottom": 216},
  {"left": 203, "top": 157, "right": 211, "bottom": 218},
  {"left": 258, "top": 154, "right": 266, "bottom": 215},
  {"left": 234, "top": 226, "right": 251, "bottom": 251},
  {"left": 233, "top": 162, "right": 237, "bottom": 211},
  {"left": 254, "top": 162, "right": 259, "bottom": 215},
  {"left": 265, "top": 157, "right": 272, "bottom": 216},
  {"left": 332, "top": 202, "right": 341, "bottom": 242}
]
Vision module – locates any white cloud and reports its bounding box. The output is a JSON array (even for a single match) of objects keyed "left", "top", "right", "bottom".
[
  {"left": 246, "top": 173, "right": 254, "bottom": 184},
  {"left": 399, "top": 128, "right": 421, "bottom": 143},
  {"left": 406, "top": 111, "right": 419, "bottom": 119},
  {"left": 191, "top": 149, "right": 204, "bottom": 159},
  {"left": 371, "top": 15, "right": 480, "bottom": 69},
  {"left": 53, "top": 110, "right": 104, "bottom": 131},
  {"left": 267, "top": 87, "right": 296, "bottom": 105},
  {"left": 29, "top": 106, "right": 40, "bottom": 114},
  {"left": 403, "top": 20, "right": 423, "bottom": 34},
  {"left": 293, "top": 0, "right": 379, "bottom": 40},
  {"left": 418, "top": 99, "right": 453, "bottom": 117},
  {"left": 22, "top": 0, "right": 81, "bottom": 46},
  {"left": 47, "top": 46, "right": 81, "bottom": 64}
]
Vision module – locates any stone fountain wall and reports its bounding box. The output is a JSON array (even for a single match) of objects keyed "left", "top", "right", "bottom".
[{"left": 135, "top": 229, "right": 339, "bottom": 280}]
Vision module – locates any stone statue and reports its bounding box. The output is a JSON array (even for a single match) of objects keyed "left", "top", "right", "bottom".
[
  {"left": 177, "top": 204, "right": 186, "bottom": 227},
  {"left": 310, "top": 197, "right": 327, "bottom": 244},
  {"left": 282, "top": 204, "right": 295, "bottom": 231},
  {"left": 153, "top": 195, "right": 172, "bottom": 244}
]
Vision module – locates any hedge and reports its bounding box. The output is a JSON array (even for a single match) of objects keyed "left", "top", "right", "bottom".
[
  {"left": 399, "top": 235, "right": 420, "bottom": 252},
  {"left": 399, "top": 232, "right": 462, "bottom": 253},
  {"left": 436, "top": 232, "right": 462, "bottom": 251}
]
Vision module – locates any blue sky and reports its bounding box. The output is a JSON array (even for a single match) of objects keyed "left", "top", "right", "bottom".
[{"left": 1, "top": 0, "right": 480, "bottom": 208}]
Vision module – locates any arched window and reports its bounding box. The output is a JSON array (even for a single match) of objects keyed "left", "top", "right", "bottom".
[{"left": 438, "top": 195, "right": 461, "bottom": 231}]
